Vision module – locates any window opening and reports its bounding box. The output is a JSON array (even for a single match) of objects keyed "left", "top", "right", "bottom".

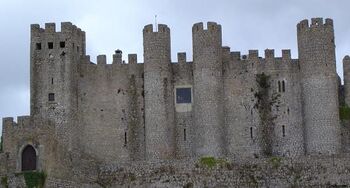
[
  {"left": 176, "top": 87, "right": 192, "bottom": 104},
  {"left": 48, "top": 93, "right": 55, "bottom": 101},
  {"left": 48, "top": 42, "right": 53, "bottom": 49},
  {"left": 36, "top": 43, "right": 41, "bottom": 50}
]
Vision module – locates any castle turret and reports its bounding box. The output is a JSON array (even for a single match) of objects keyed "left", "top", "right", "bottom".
[
  {"left": 143, "top": 24, "right": 175, "bottom": 160},
  {"left": 192, "top": 22, "right": 225, "bottom": 157},
  {"left": 30, "top": 22, "right": 85, "bottom": 149},
  {"left": 343, "top": 56, "right": 350, "bottom": 106},
  {"left": 297, "top": 18, "right": 341, "bottom": 155}
]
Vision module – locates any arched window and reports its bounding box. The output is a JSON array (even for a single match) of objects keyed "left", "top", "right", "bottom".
[
  {"left": 282, "top": 80, "right": 286, "bottom": 92},
  {"left": 21, "top": 145, "right": 37, "bottom": 171}
]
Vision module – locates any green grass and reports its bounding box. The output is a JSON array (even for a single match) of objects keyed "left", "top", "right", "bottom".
[{"left": 199, "top": 156, "right": 228, "bottom": 169}]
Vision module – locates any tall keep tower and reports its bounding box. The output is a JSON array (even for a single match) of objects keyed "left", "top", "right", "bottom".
[
  {"left": 30, "top": 22, "right": 85, "bottom": 149},
  {"left": 297, "top": 18, "right": 340, "bottom": 155},
  {"left": 143, "top": 24, "right": 175, "bottom": 160},
  {"left": 192, "top": 22, "right": 225, "bottom": 157}
]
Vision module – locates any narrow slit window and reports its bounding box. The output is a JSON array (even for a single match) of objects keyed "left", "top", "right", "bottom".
[
  {"left": 278, "top": 81, "right": 281, "bottom": 92},
  {"left": 282, "top": 125, "right": 286, "bottom": 137},
  {"left": 51, "top": 78, "right": 53, "bottom": 85},
  {"left": 282, "top": 80, "right": 286, "bottom": 92},
  {"left": 184, "top": 128, "right": 187, "bottom": 141},
  {"left": 48, "top": 42, "right": 53, "bottom": 49},
  {"left": 60, "top": 41, "right": 65, "bottom": 48},
  {"left": 48, "top": 93, "right": 55, "bottom": 101},
  {"left": 250, "top": 127, "right": 253, "bottom": 139},
  {"left": 124, "top": 132, "right": 127, "bottom": 146},
  {"left": 36, "top": 43, "right": 41, "bottom": 50}
]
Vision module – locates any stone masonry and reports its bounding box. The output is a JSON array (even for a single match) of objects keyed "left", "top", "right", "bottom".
[{"left": 1, "top": 17, "right": 350, "bottom": 187}]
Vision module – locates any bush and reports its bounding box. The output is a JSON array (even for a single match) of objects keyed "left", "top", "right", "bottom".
[
  {"left": 1, "top": 176, "right": 8, "bottom": 188},
  {"left": 340, "top": 105, "right": 350, "bottom": 120},
  {"left": 22, "top": 171, "right": 47, "bottom": 188}
]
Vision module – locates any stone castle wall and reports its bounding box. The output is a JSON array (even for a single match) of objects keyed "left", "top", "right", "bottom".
[{"left": 0, "top": 17, "right": 348, "bottom": 187}]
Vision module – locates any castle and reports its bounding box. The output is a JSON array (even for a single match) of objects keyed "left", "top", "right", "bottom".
[{"left": 1, "top": 17, "right": 350, "bottom": 187}]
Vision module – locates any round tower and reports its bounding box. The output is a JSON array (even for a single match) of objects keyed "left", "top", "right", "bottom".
[
  {"left": 297, "top": 18, "right": 341, "bottom": 155},
  {"left": 143, "top": 24, "right": 175, "bottom": 160},
  {"left": 192, "top": 22, "right": 225, "bottom": 157},
  {"left": 343, "top": 56, "right": 350, "bottom": 106}
]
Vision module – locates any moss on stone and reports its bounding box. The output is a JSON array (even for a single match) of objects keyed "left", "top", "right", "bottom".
[
  {"left": 199, "top": 156, "right": 228, "bottom": 169},
  {"left": 269, "top": 156, "right": 282, "bottom": 169},
  {"left": 255, "top": 73, "right": 279, "bottom": 156}
]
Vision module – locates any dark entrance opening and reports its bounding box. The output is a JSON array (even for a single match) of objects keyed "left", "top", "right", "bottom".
[{"left": 21, "top": 145, "right": 37, "bottom": 171}]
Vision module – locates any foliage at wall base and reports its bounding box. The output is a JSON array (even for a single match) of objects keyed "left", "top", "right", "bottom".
[
  {"left": 1, "top": 176, "right": 8, "bottom": 188},
  {"left": 21, "top": 171, "right": 46, "bottom": 188},
  {"left": 340, "top": 105, "right": 350, "bottom": 120}
]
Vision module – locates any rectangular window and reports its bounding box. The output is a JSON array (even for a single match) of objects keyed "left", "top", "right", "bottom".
[
  {"left": 176, "top": 88, "right": 192, "bottom": 104},
  {"left": 282, "top": 125, "right": 286, "bottom": 137},
  {"left": 60, "top": 41, "right": 65, "bottom": 48},
  {"left": 48, "top": 42, "right": 53, "bottom": 49},
  {"left": 36, "top": 43, "right": 41, "bottom": 50},
  {"left": 48, "top": 93, "right": 55, "bottom": 101}
]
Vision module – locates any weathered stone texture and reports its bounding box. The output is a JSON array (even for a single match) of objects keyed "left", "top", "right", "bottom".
[
  {"left": 0, "top": 17, "right": 348, "bottom": 186},
  {"left": 297, "top": 18, "right": 341, "bottom": 155}
]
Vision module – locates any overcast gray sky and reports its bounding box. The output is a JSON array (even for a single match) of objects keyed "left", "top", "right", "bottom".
[{"left": 1, "top": 0, "right": 350, "bottom": 135}]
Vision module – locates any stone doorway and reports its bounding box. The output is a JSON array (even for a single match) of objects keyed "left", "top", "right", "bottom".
[{"left": 21, "top": 145, "right": 37, "bottom": 171}]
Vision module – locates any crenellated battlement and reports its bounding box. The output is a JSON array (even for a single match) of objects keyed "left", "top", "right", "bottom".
[
  {"left": 297, "top": 18, "right": 333, "bottom": 31},
  {"left": 192, "top": 22, "right": 222, "bottom": 33},
  {"left": 226, "top": 49, "right": 294, "bottom": 63},
  {"left": 177, "top": 52, "right": 186, "bottom": 63},
  {"left": 143, "top": 24, "right": 170, "bottom": 34},
  {"left": 248, "top": 50, "right": 259, "bottom": 60},
  {"left": 128, "top": 54, "right": 137, "bottom": 64},
  {"left": 97, "top": 55, "right": 107, "bottom": 65},
  {"left": 2, "top": 116, "right": 31, "bottom": 128},
  {"left": 31, "top": 22, "right": 85, "bottom": 36}
]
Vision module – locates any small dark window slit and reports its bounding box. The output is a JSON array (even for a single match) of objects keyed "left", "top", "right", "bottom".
[
  {"left": 278, "top": 81, "right": 281, "bottom": 92},
  {"left": 48, "top": 42, "right": 53, "bottom": 49},
  {"left": 250, "top": 127, "right": 253, "bottom": 139},
  {"left": 124, "top": 132, "right": 127, "bottom": 146},
  {"left": 282, "top": 81, "right": 285, "bottom": 92},
  {"left": 60, "top": 41, "right": 65, "bottom": 48},
  {"left": 51, "top": 78, "right": 53, "bottom": 85},
  {"left": 184, "top": 128, "right": 186, "bottom": 141},
  {"left": 36, "top": 43, "right": 41, "bottom": 50},
  {"left": 282, "top": 125, "right": 286, "bottom": 137}
]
